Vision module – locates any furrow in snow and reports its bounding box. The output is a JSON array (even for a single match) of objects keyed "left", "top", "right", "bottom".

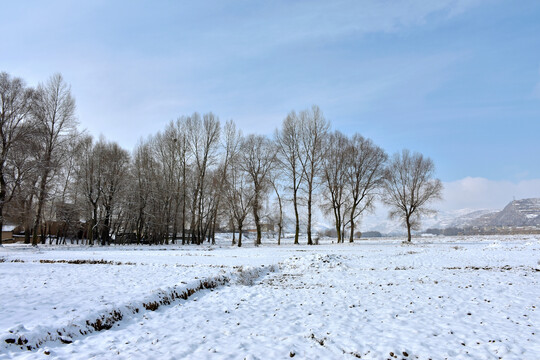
[{"left": 1, "top": 264, "right": 278, "bottom": 352}]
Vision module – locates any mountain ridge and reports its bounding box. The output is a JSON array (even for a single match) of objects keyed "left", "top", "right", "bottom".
[
  {"left": 431, "top": 198, "right": 540, "bottom": 230},
  {"left": 362, "top": 198, "right": 540, "bottom": 235}
]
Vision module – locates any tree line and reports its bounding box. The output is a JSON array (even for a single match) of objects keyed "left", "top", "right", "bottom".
[{"left": 0, "top": 71, "right": 443, "bottom": 246}]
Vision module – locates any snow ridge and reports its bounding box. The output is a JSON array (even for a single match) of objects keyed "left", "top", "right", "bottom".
[{"left": 1, "top": 269, "right": 254, "bottom": 352}]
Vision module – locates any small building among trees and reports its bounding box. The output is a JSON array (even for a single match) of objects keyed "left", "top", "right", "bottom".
[{"left": 2, "top": 225, "right": 15, "bottom": 243}]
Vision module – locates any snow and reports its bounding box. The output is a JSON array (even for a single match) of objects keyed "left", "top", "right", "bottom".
[{"left": 1, "top": 235, "right": 539, "bottom": 359}]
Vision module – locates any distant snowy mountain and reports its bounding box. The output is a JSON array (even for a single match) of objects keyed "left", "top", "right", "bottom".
[
  {"left": 424, "top": 208, "right": 498, "bottom": 229},
  {"left": 486, "top": 198, "right": 540, "bottom": 227},
  {"left": 360, "top": 198, "right": 540, "bottom": 234},
  {"left": 361, "top": 208, "right": 497, "bottom": 235},
  {"left": 426, "top": 198, "right": 540, "bottom": 229}
]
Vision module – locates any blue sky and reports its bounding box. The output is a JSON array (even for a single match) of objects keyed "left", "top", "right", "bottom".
[{"left": 1, "top": 0, "right": 540, "bottom": 206}]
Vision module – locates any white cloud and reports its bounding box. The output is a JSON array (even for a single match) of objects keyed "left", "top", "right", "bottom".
[
  {"left": 439, "top": 177, "right": 540, "bottom": 211},
  {"left": 225, "top": 0, "right": 484, "bottom": 54}
]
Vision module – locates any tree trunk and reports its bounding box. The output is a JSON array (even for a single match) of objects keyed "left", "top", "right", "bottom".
[
  {"left": 237, "top": 224, "right": 243, "bottom": 247},
  {"left": 181, "top": 224, "right": 186, "bottom": 245},
  {"left": 181, "top": 205, "right": 185, "bottom": 245},
  {"left": 196, "top": 183, "right": 205, "bottom": 245},
  {"left": 32, "top": 172, "right": 49, "bottom": 246},
  {"left": 253, "top": 194, "right": 261, "bottom": 246},
  {"left": 181, "top": 162, "right": 187, "bottom": 245},
  {"left": 332, "top": 205, "right": 341, "bottom": 243},
  {"left": 101, "top": 205, "right": 112, "bottom": 246},
  {"left": 24, "top": 224, "right": 31, "bottom": 244},
  {"left": 307, "top": 183, "right": 313, "bottom": 245},
  {"left": 136, "top": 212, "right": 144, "bottom": 245},
  {"left": 189, "top": 188, "right": 199, "bottom": 245},
  {"left": 90, "top": 205, "right": 98, "bottom": 246},
  {"left": 277, "top": 193, "right": 283, "bottom": 246},
  {"left": 164, "top": 206, "right": 170, "bottom": 245},
  {"left": 0, "top": 172, "right": 6, "bottom": 246},
  {"left": 0, "top": 213, "right": 3, "bottom": 247},
  {"left": 40, "top": 222, "right": 46, "bottom": 244},
  {"left": 349, "top": 201, "right": 357, "bottom": 243},
  {"left": 231, "top": 222, "right": 236, "bottom": 246},
  {"left": 293, "top": 190, "right": 300, "bottom": 245},
  {"left": 172, "top": 214, "right": 178, "bottom": 245},
  {"left": 211, "top": 209, "right": 218, "bottom": 245},
  {"left": 406, "top": 216, "right": 412, "bottom": 242},
  {"left": 22, "top": 195, "right": 34, "bottom": 244},
  {"left": 349, "top": 217, "right": 355, "bottom": 243}
]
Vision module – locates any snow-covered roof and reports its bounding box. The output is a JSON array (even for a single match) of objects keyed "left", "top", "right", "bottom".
[{"left": 2, "top": 225, "right": 16, "bottom": 232}]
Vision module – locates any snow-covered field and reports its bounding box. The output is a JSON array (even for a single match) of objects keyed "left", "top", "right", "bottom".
[{"left": 1, "top": 235, "right": 539, "bottom": 359}]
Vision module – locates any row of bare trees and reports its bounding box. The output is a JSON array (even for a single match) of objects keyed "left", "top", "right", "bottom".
[
  {"left": 0, "top": 72, "right": 78, "bottom": 246},
  {"left": 0, "top": 71, "right": 442, "bottom": 246}
]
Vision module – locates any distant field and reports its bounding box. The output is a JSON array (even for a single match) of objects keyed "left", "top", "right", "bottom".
[{"left": 1, "top": 235, "right": 539, "bottom": 359}]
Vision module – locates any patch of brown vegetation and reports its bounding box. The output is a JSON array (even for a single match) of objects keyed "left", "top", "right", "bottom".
[
  {"left": 143, "top": 302, "right": 159, "bottom": 311},
  {"left": 86, "top": 310, "right": 123, "bottom": 331},
  {"left": 444, "top": 265, "right": 519, "bottom": 271},
  {"left": 38, "top": 259, "right": 136, "bottom": 265}
]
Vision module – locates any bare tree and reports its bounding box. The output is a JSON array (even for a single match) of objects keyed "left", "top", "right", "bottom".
[
  {"left": 240, "top": 134, "right": 276, "bottom": 246},
  {"left": 298, "top": 105, "right": 329, "bottom": 245},
  {"left": 131, "top": 141, "right": 153, "bottom": 244},
  {"left": 345, "top": 134, "right": 387, "bottom": 242},
  {"left": 5, "top": 122, "right": 40, "bottom": 244},
  {"left": 150, "top": 129, "right": 179, "bottom": 244},
  {"left": 143, "top": 135, "right": 172, "bottom": 245},
  {"left": 209, "top": 120, "right": 242, "bottom": 244},
  {"left": 382, "top": 149, "right": 443, "bottom": 242},
  {"left": 321, "top": 131, "right": 349, "bottom": 243},
  {"left": 225, "top": 152, "right": 254, "bottom": 248},
  {"left": 54, "top": 132, "right": 84, "bottom": 244},
  {"left": 163, "top": 116, "right": 192, "bottom": 244},
  {"left": 77, "top": 136, "right": 102, "bottom": 245},
  {"left": 160, "top": 119, "right": 190, "bottom": 244},
  {"left": 130, "top": 131, "right": 189, "bottom": 246},
  {"left": 186, "top": 113, "right": 220, "bottom": 244},
  {"left": 31, "top": 74, "right": 77, "bottom": 246},
  {"left": 177, "top": 126, "right": 190, "bottom": 245},
  {"left": 98, "top": 140, "right": 130, "bottom": 245},
  {"left": 0, "top": 72, "right": 34, "bottom": 245},
  {"left": 274, "top": 112, "right": 303, "bottom": 244},
  {"left": 268, "top": 168, "right": 284, "bottom": 245}
]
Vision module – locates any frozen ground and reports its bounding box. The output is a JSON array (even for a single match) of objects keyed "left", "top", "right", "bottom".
[{"left": 1, "top": 235, "right": 539, "bottom": 359}]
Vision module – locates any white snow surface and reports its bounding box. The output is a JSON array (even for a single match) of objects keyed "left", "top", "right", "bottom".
[{"left": 1, "top": 235, "right": 539, "bottom": 359}]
